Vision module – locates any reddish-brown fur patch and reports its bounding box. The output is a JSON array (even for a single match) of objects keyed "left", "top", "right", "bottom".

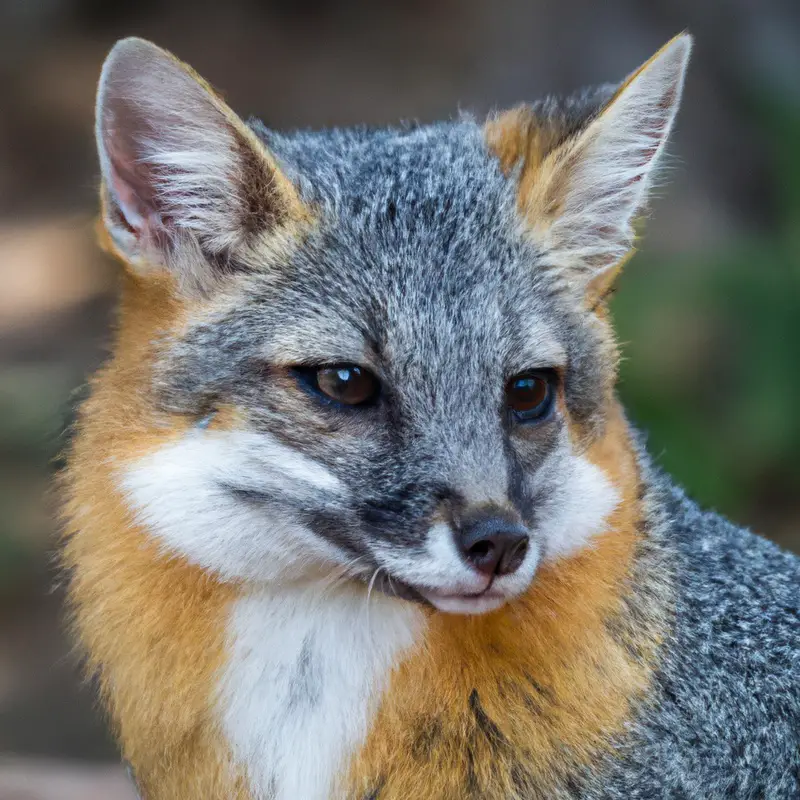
[
  {"left": 485, "top": 103, "right": 584, "bottom": 243},
  {"left": 61, "top": 272, "right": 250, "bottom": 799}
]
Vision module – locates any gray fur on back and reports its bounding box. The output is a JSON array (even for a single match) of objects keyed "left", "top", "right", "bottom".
[{"left": 591, "top": 468, "right": 800, "bottom": 799}]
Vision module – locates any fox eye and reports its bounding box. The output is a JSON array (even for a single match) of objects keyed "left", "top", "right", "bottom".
[
  {"left": 506, "top": 372, "right": 555, "bottom": 422},
  {"left": 295, "top": 364, "right": 380, "bottom": 407}
]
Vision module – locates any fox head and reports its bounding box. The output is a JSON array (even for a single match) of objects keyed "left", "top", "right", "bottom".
[{"left": 96, "top": 35, "right": 690, "bottom": 614}]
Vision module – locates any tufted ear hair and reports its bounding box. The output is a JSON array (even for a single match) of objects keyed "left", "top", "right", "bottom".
[
  {"left": 95, "top": 37, "right": 307, "bottom": 294},
  {"left": 486, "top": 33, "right": 692, "bottom": 305}
]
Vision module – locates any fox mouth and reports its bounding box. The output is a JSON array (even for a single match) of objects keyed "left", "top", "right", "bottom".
[{"left": 369, "top": 571, "right": 509, "bottom": 615}]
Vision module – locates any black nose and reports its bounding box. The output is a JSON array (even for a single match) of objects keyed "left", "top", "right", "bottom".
[{"left": 457, "top": 516, "right": 530, "bottom": 577}]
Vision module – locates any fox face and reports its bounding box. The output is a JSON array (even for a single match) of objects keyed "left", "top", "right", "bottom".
[{"left": 99, "top": 36, "right": 690, "bottom": 614}]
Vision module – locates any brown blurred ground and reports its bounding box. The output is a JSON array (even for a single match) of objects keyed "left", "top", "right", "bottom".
[
  {"left": 0, "top": 757, "right": 136, "bottom": 800},
  {"left": 0, "top": 0, "right": 798, "bottom": 795}
]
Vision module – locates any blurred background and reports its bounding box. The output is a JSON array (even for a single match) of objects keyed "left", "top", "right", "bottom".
[{"left": 0, "top": 0, "right": 798, "bottom": 797}]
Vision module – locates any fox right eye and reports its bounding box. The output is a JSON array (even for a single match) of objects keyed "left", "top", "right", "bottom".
[{"left": 292, "top": 364, "right": 380, "bottom": 407}]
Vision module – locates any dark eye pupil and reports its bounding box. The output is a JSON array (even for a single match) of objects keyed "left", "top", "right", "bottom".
[
  {"left": 316, "top": 365, "right": 377, "bottom": 405},
  {"left": 507, "top": 374, "right": 552, "bottom": 419}
]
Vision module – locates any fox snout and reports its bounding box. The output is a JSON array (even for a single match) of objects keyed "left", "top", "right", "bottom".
[
  {"left": 454, "top": 510, "right": 530, "bottom": 578},
  {"left": 367, "top": 496, "right": 541, "bottom": 616}
]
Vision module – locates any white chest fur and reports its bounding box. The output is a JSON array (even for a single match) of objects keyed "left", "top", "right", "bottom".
[{"left": 219, "top": 585, "right": 424, "bottom": 800}]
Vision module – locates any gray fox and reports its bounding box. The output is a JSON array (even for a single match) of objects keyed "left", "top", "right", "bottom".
[{"left": 61, "top": 33, "right": 800, "bottom": 799}]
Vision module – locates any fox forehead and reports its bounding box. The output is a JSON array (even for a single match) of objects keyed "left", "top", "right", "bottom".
[{"left": 257, "top": 119, "right": 513, "bottom": 211}]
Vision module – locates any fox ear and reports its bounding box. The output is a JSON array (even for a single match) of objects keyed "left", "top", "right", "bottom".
[
  {"left": 487, "top": 33, "right": 691, "bottom": 304},
  {"left": 96, "top": 38, "right": 305, "bottom": 293}
]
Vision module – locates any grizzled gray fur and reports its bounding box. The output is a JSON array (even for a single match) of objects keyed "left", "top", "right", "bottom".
[{"left": 582, "top": 451, "right": 800, "bottom": 799}]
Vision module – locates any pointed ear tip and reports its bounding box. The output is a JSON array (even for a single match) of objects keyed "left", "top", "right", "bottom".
[
  {"left": 107, "top": 36, "right": 164, "bottom": 59},
  {"left": 97, "top": 36, "right": 182, "bottom": 119},
  {"left": 96, "top": 38, "right": 164, "bottom": 153},
  {"left": 625, "top": 33, "right": 692, "bottom": 92},
  {"left": 659, "top": 32, "right": 694, "bottom": 66},
  {"left": 100, "top": 37, "right": 171, "bottom": 84}
]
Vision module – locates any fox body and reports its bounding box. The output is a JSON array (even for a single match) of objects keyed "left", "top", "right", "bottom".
[{"left": 61, "top": 35, "right": 800, "bottom": 799}]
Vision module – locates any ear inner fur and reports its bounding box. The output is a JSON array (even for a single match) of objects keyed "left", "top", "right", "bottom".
[
  {"left": 95, "top": 37, "right": 311, "bottom": 290},
  {"left": 485, "top": 33, "right": 691, "bottom": 294}
]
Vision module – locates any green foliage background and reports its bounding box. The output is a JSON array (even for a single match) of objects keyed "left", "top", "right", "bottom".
[{"left": 614, "top": 94, "right": 800, "bottom": 545}]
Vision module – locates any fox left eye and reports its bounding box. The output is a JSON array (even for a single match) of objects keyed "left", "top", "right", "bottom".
[
  {"left": 506, "top": 372, "right": 555, "bottom": 422},
  {"left": 295, "top": 364, "right": 380, "bottom": 407}
]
